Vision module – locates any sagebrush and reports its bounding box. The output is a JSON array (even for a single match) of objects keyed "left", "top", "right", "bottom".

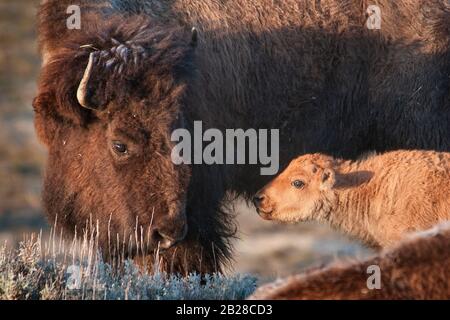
[{"left": 0, "top": 232, "right": 256, "bottom": 300}]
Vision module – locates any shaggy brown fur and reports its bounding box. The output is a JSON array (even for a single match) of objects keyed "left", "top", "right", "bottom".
[
  {"left": 34, "top": 0, "right": 450, "bottom": 272},
  {"left": 250, "top": 222, "right": 450, "bottom": 299},
  {"left": 255, "top": 150, "right": 450, "bottom": 247}
]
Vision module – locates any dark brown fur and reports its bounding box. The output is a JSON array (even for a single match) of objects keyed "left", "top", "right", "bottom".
[
  {"left": 250, "top": 222, "right": 450, "bottom": 299},
  {"left": 35, "top": 2, "right": 234, "bottom": 274},
  {"left": 34, "top": 0, "right": 450, "bottom": 273}
]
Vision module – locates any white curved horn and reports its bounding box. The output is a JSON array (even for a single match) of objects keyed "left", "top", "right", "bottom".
[{"left": 77, "top": 52, "right": 95, "bottom": 109}]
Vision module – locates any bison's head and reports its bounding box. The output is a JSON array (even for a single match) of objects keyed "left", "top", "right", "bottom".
[{"left": 34, "top": 16, "right": 199, "bottom": 256}]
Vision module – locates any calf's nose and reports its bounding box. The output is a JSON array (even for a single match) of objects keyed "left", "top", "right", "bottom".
[{"left": 253, "top": 193, "right": 265, "bottom": 208}]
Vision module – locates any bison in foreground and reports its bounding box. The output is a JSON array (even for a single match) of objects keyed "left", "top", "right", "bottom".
[
  {"left": 250, "top": 222, "right": 450, "bottom": 299},
  {"left": 34, "top": 0, "right": 450, "bottom": 273}
]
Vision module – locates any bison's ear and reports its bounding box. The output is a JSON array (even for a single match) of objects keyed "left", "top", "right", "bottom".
[
  {"left": 77, "top": 52, "right": 110, "bottom": 111},
  {"left": 320, "top": 168, "right": 336, "bottom": 191}
]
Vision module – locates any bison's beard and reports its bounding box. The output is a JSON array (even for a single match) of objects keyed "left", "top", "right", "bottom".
[
  {"left": 138, "top": 206, "right": 236, "bottom": 275},
  {"left": 85, "top": 206, "right": 236, "bottom": 275},
  {"left": 133, "top": 240, "right": 219, "bottom": 275}
]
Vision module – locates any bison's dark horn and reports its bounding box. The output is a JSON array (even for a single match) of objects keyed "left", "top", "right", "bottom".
[
  {"left": 191, "top": 27, "right": 198, "bottom": 47},
  {"left": 77, "top": 52, "right": 96, "bottom": 109}
]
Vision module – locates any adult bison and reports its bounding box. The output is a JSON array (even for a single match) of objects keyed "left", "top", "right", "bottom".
[{"left": 34, "top": 0, "right": 450, "bottom": 274}]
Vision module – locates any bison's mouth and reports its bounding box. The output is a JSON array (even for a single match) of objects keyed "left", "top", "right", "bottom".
[{"left": 155, "top": 223, "right": 189, "bottom": 250}]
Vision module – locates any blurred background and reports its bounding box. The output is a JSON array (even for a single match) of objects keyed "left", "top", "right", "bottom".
[{"left": 0, "top": 0, "right": 371, "bottom": 282}]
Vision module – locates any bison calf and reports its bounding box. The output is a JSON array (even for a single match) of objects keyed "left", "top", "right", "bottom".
[{"left": 254, "top": 150, "right": 450, "bottom": 248}]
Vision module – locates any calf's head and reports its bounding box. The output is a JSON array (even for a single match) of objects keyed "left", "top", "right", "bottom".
[
  {"left": 253, "top": 154, "right": 337, "bottom": 222},
  {"left": 34, "top": 17, "right": 197, "bottom": 253}
]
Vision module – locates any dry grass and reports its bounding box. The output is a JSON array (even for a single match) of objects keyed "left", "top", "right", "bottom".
[{"left": 0, "top": 224, "right": 257, "bottom": 300}]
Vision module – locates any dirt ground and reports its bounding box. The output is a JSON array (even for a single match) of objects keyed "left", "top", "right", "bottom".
[{"left": 231, "top": 200, "right": 372, "bottom": 280}]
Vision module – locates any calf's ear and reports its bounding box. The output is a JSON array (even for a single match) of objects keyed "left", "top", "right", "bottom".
[{"left": 320, "top": 168, "right": 336, "bottom": 190}]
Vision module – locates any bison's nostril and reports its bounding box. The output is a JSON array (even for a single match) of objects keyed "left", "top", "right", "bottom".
[
  {"left": 152, "top": 229, "right": 165, "bottom": 241},
  {"left": 253, "top": 194, "right": 265, "bottom": 207}
]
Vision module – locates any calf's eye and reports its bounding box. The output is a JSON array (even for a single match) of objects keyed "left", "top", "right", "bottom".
[
  {"left": 292, "top": 180, "right": 305, "bottom": 189},
  {"left": 112, "top": 141, "right": 128, "bottom": 155}
]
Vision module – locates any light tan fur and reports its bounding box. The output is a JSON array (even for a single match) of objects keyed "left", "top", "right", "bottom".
[{"left": 255, "top": 150, "right": 450, "bottom": 248}]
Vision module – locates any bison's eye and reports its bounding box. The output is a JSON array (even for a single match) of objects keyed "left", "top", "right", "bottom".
[
  {"left": 112, "top": 141, "right": 128, "bottom": 155},
  {"left": 292, "top": 180, "right": 305, "bottom": 189}
]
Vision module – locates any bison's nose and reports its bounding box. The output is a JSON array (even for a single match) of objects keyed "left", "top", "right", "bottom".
[
  {"left": 253, "top": 192, "right": 274, "bottom": 219},
  {"left": 152, "top": 224, "right": 188, "bottom": 250},
  {"left": 253, "top": 193, "right": 265, "bottom": 208}
]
